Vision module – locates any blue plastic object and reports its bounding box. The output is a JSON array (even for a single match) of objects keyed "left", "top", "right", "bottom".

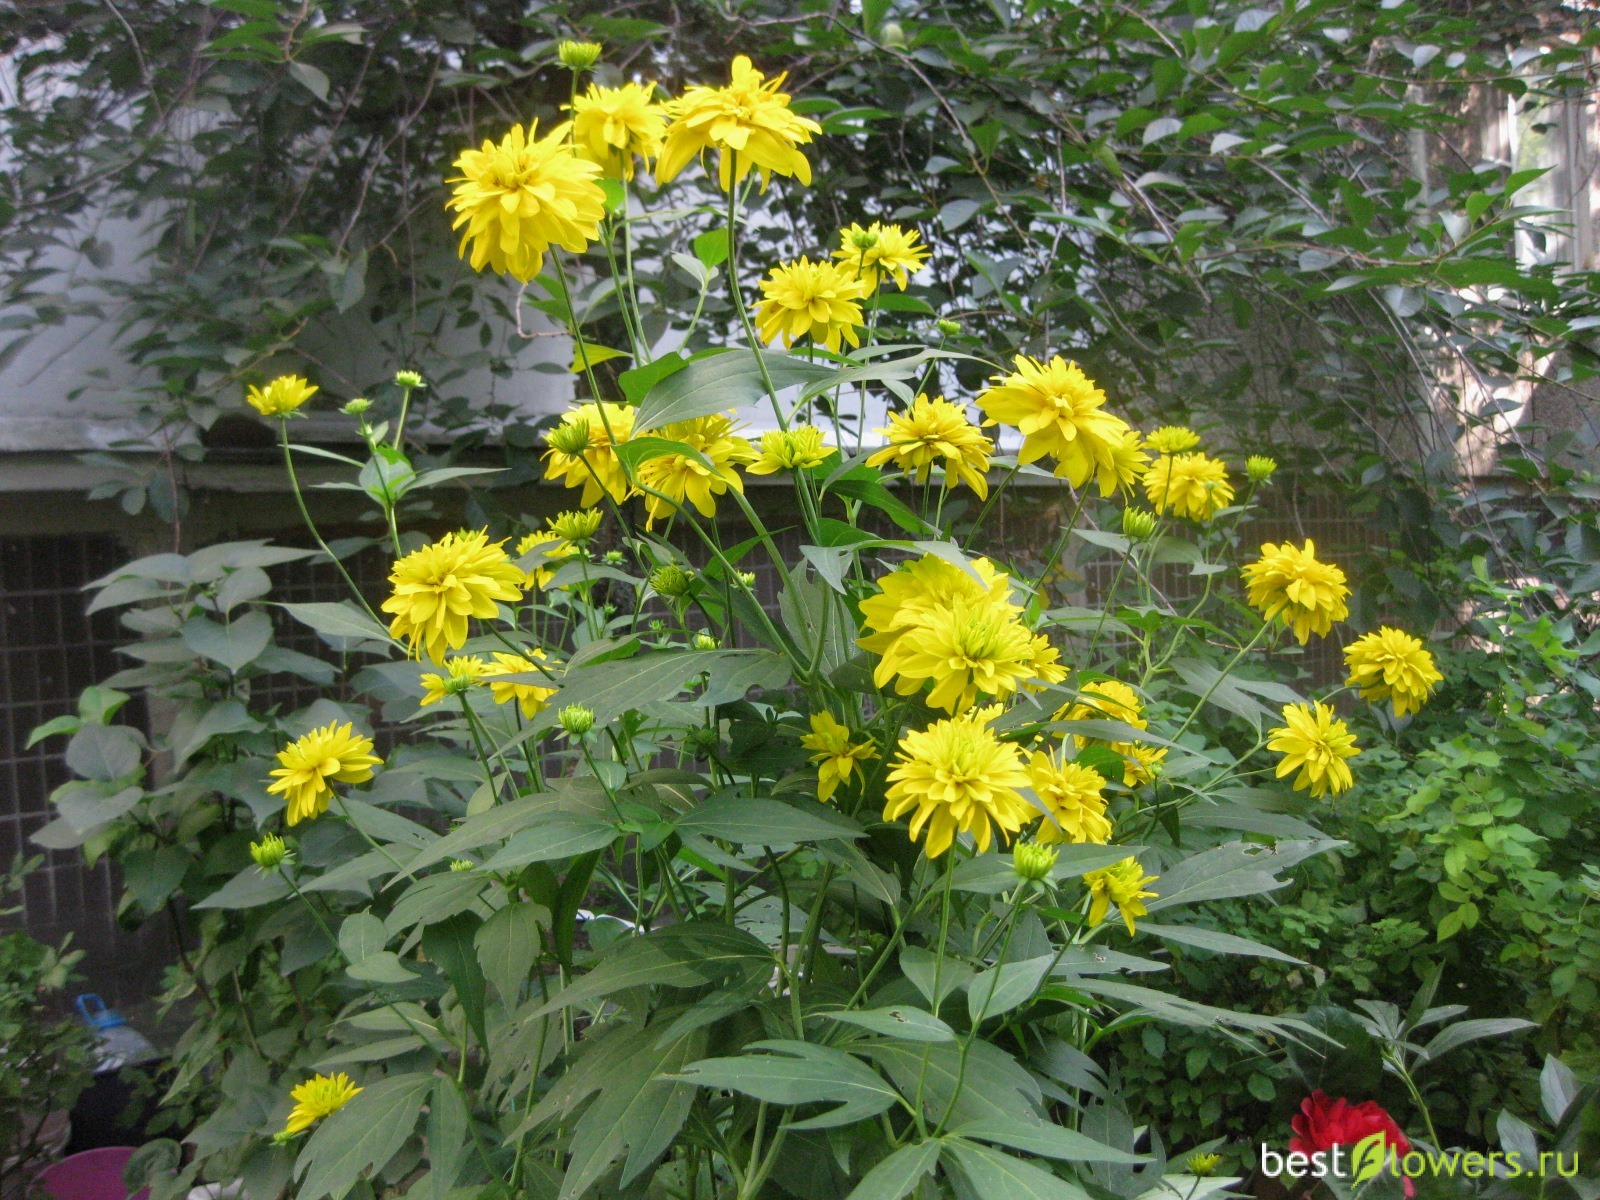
[{"left": 75, "top": 994, "right": 126, "bottom": 1031}]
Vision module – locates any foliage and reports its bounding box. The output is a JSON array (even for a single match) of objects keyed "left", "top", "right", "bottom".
[
  {"left": 4, "top": 0, "right": 1600, "bottom": 524},
  {"left": 0, "top": 857, "right": 97, "bottom": 1196},
  {"left": 25, "top": 34, "right": 1566, "bottom": 1200}
]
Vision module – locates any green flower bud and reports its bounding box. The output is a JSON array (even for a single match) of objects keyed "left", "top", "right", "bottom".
[
  {"left": 449, "top": 859, "right": 475, "bottom": 873},
  {"left": 935, "top": 318, "right": 961, "bottom": 337},
  {"left": 558, "top": 40, "right": 602, "bottom": 70},
  {"left": 559, "top": 704, "right": 596, "bottom": 737},
  {"left": 692, "top": 633, "right": 718, "bottom": 651},
  {"left": 393, "top": 370, "right": 425, "bottom": 390},
  {"left": 602, "top": 549, "right": 625, "bottom": 566},
  {"left": 1121, "top": 507, "right": 1157, "bottom": 541},
  {"left": 881, "top": 21, "right": 908, "bottom": 48},
  {"left": 546, "top": 419, "right": 593, "bottom": 458},
  {"left": 1186, "top": 1153, "right": 1222, "bottom": 1177},
  {"left": 1012, "top": 842, "right": 1058, "bottom": 883},
  {"left": 550, "top": 509, "right": 603, "bottom": 546},
  {"left": 738, "top": 571, "right": 757, "bottom": 589},
  {"left": 1246, "top": 455, "right": 1277, "bottom": 484},
  {"left": 250, "top": 833, "right": 289, "bottom": 872},
  {"left": 850, "top": 227, "right": 880, "bottom": 251},
  {"left": 341, "top": 397, "right": 371, "bottom": 415},
  {"left": 650, "top": 564, "right": 692, "bottom": 598}
]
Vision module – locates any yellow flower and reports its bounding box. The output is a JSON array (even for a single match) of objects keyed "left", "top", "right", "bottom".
[
  {"left": 800, "top": 712, "right": 878, "bottom": 802},
  {"left": 383, "top": 530, "right": 525, "bottom": 663},
  {"left": 1083, "top": 857, "right": 1159, "bottom": 935},
  {"left": 746, "top": 426, "right": 832, "bottom": 475},
  {"left": 489, "top": 649, "right": 560, "bottom": 719},
  {"left": 656, "top": 55, "right": 821, "bottom": 191},
  {"left": 873, "top": 597, "right": 1065, "bottom": 714},
  {"left": 282, "top": 1073, "right": 362, "bottom": 1136},
  {"left": 517, "top": 529, "right": 579, "bottom": 589},
  {"left": 1110, "top": 428, "right": 1151, "bottom": 487},
  {"left": 866, "top": 393, "right": 993, "bottom": 497},
  {"left": 570, "top": 81, "right": 667, "bottom": 180},
  {"left": 1143, "top": 452, "right": 1235, "bottom": 522},
  {"left": 1055, "top": 679, "right": 1168, "bottom": 788},
  {"left": 543, "top": 401, "right": 636, "bottom": 507},
  {"left": 1343, "top": 627, "right": 1442, "bottom": 718},
  {"left": 976, "top": 356, "right": 1139, "bottom": 496},
  {"left": 858, "top": 553, "right": 1018, "bottom": 663},
  {"left": 549, "top": 509, "right": 603, "bottom": 545},
  {"left": 755, "top": 257, "right": 868, "bottom": 352},
  {"left": 1242, "top": 539, "right": 1350, "bottom": 644},
  {"left": 1027, "top": 753, "right": 1111, "bottom": 845},
  {"left": 883, "top": 706, "right": 1033, "bottom": 858},
  {"left": 833, "top": 222, "right": 931, "bottom": 290},
  {"left": 636, "top": 413, "right": 757, "bottom": 527},
  {"left": 247, "top": 374, "right": 317, "bottom": 418},
  {"left": 1145, "top": 425, "right": 1200, "bottom": 454},
  {"left": 266, "top": 722, "right": 382, "bottom": 826},
  {"left": 1268, "top": 701, "right": 1359, "bottom": 797},
  {"left": 420, "top": 655, "right": 494, "bottom": 706},
  {"left": 446, "top": 121, "right": 606, "bottom": 282}
]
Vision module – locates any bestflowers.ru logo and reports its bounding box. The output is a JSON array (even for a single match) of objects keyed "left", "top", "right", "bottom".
[{"left": 1261, "top": 1135, "right": 1582, "bottom": 1183}]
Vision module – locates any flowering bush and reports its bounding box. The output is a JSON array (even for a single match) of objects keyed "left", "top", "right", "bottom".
[{"left": 35, "top": 43, "right": 1558, "bottom": 1200}]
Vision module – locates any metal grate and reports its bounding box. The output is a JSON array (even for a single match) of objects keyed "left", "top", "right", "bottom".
[{"left": 0, "top": 534, "right": 170, "bottom": 1006}]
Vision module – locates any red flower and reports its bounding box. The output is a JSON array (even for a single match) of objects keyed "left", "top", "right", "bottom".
[{"left": 1290, "top": 1090, "right": 1412, "bottom": 1194}]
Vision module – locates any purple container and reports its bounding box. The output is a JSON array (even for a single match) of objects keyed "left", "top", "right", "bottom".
[{"left": 34, "top": 1147, "right": 149, "bottom": 1200}]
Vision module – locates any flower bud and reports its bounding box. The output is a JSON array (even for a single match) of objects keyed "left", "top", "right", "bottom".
[
  {"left": 558, "top": 40, "right": 602, "bottom": 70},
  {"left": 341, "top": 397, "right": 371, "bottom": 415},
  {"left": 394, "top": 369, "right": 425, "bottom": 390},
  {"left": 684, "top": 726, "right": 720, "bottom": 758},
  {"left": 550, "top": 509, "right": 602, "bottom": 546},
  {"left": 881, "top": 21, "right": 908, "bottom": 48},
  {"left": 650, "top": 564, "right": 692, "bottom": 598},
  {"left": 935, "top": 318, "right": 961, "bottom": 337},
  {"left": 1121, "top": 507, "right": 1157, "bottom": 541},
  {"left": 738, "top": 571, "right": 757, "bottom": 589},
  {"left": 449, "top": 859, "right": 475, "bottom": 873},
  {"left": 559, "top": 704, "right": 595, "bottom": 737},
  {"left": 546, "top": 418, "right": 593, "bottom": 457},
  {"left": 692, "top": 632, "right": 718, "bottom": 651},
  {"left": 1186, "top": 1153, "right": 1222, "bottom": 1178},
  {"left": 849, "top": 227, "right": 880, "bottom": 251},
  {"left": 602, "top": 549, "right": 625, "bottom": 566},
  {"left": 1012, "top": 842, "right": 1058, "bottom": 883},
  {"left": 250, "top": 833, "right": 289, "bottom": 871},
  {"left": 1246, "top": 455, "right": 1277, "bottom": 484},
  {"left": 649, "top": 618, "right": 668, "bottom": 634}
]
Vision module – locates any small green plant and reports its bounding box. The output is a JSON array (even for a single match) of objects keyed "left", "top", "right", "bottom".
[{"left": 0, "top": 858, "right": 97, "bottom": 1198}]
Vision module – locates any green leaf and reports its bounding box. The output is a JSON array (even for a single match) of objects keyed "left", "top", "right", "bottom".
[
  {"left": 340, "top": 800, "right": 434, "bottom": 851},
  {"left": 675, "top": 797, "right": 864, "bottom": 846},
  {"left": 633, "top": 348, "right": 830, "bottom": 433},
  {"left": 174, "top": 699, "right": 264, "bottom": 767},
  {"left": 420, "top": 1078, "right": 471, "bottom": 1200},
  {"left": 338, "top": 911, "right": 388, "bottom": 961},
  {"left": 193, "top": 868, "right": 290, "bottom": 910},
  {"left": 618, "top": 352, "right": 686, "bottom": 404},
  {"left": 667, "top": 1040, "right": 900, "bottom": 1130},
  {"left": 27, "top": 714, "right": 82, "bottom": 748},
  {"left": 423, "top": 912, "right": 488, "bottom": 1051},
  {"left": 862, "top": 1040, "right": 1042, "bottom": 1126},
  {"left": 402, "top": 793, "right": 569, "bottom": 876},
  {"left": 944, "top": 1140, "right": 1090, "bottom": 1200},
  {"left": 1419, "top": 1018, "right": 1536, "bottom": 1063},
  {"left": 383, "top": 871, "right": 487, "bottom": 933},
  {"left": 527, "top": 922, "right": 764, "bottom": 1018},
  {"left": 280, "top": 601, "right": 394, "bottom": 646},
  {"left": 181, "top": 611, "right": 273, "bottom": 672},
  {"left": 65, "top": 723, "right": 142, "bottom": 781},
  {"left": 969, "top": 955, "right": 1054, "bottom": 1023},
  {"left": 827, "top": 474, "right": 929, "bottom": 535},
  {"left": 480, "top": 813, "right": 619, "bottom": 870},
  {"left": 845, "top": 1141, "right": 942, "bottom": 1200},
  {"left": 818, "top": 1005, "right": 955, "bottom": 1043},
  {"left": 476, "top": 902, "right": 545, "bottom": 1008},
  {"left": 1144, "top": 839, "right": 1339, "bottom": 912},
  {"left": 952, "top": 1120, "right": 1147, "bottom": 1163},
  {"left": 295, "top": 1072, "right": 433, "bottom": 1200},
  {"left": 693, "top": 228, "right": 730, "bottom": 268},
  {"left": 570, "top": 340, "right": 630, "bottom": 373},
  {"left": 1137, "top": 922, "right": 1305, "bottom": 964}
]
